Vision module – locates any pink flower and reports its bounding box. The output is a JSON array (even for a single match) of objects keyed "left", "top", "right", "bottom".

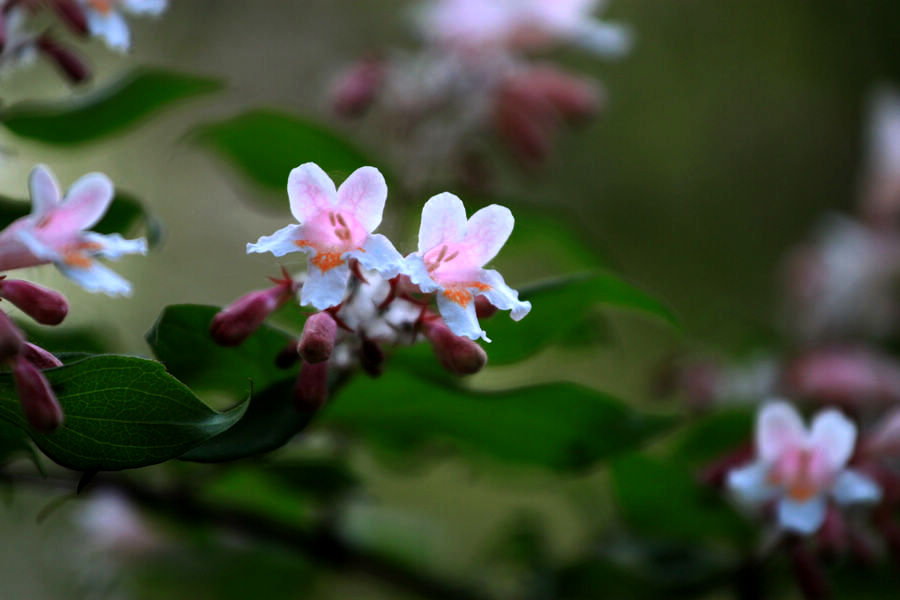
[
  {"left": 247, "top": 163, "right": 405, "bottom": 310},
  {"left": 0, "top": 165, "right": 147, "bottom": 296},
  {"left": 727, "top": 402, "right": 881, "bottom": 535},
  {"left": 79, "top": 0, "right": 167, "bottom": 52},
  {"left": 406, "top": 193, "right": 531, "bottom": 341}
]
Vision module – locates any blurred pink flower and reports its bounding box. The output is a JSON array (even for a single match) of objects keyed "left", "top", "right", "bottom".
[
  {"left": 728, "top": 402, "right": 881, "bottom": 534},
  {"left": 0, "top": 165, "right": 147, "bottom": 296},
  {"left": 79, "top": 0, "right": 167, "bottom": 51},
  {"left": 407, "top": 193, "right": 530, "bottom": 341},
  {"left": 247, "top": 163, "right": 405, "bottom": 310}
]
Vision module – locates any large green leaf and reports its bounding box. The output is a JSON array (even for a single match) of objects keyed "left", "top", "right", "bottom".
[
  {"left": 0, "top": 67, "right": 222, "bottom": 144},
  {"left": 146, "top": 304, "right": 296, "bottom": 398},
  {"left": 0, "top": 355, "right": 246, "bottom": 471},
  {"left": 486, "top": 272, "right": 677, "bottom": 365},
  {"left": 191, "top": 109, "right": 383, "bottom": 205},
  {"left": 319, "top": 369, "right": 675, "bottom": 470}
]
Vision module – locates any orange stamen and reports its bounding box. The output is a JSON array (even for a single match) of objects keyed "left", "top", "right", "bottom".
[{"left": 311, "top": 252, "right": 344, "bottom": 272}]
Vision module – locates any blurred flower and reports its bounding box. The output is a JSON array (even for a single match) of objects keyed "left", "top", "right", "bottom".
[
  {"left": 78, "top": 0, "right": 167, "bottom": 51},
  {"left": 0, "top": 6, "right": 38, "bottom": 77},
  {"left": 0, "top": 165, "right": 147, "bottom": 296},
  {"left": 407, "top": 193, "right": 530, "bottom": 341},
  {"left": 247, "top": 163, "right": 405, "bottom": 310},
  {"left": 860, "top": 87, "right": 900, "bottom": 227},
  {"left": 728, "top": 401, "right": 881, "bottom": 534}
]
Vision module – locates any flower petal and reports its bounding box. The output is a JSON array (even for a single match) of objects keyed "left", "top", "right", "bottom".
[
  {"left": 87, "top": 10, "right": 131, "bottom": 52},
  {"left": 345, "top": 233, "right": 405, "bottom": 279},
  {"left": 57, "top": 260, "right": 133, "bottom": 297},
  {"left": 15, "top": 229, "right": 61, "bottom": 263},
  {"left": 831, "top": 469, "right": 882, "bottom": 505},
  {"left": 809, "top": 409, "right": 856, "bottom": 471},
  {"left": 300, "top": 261, "right": 350, "bottom": 310},
  {"left": 405, "top": 253, "right": 440, "bottom": 293},
  {"left": 418, "top": 193, "right": 468, "bottom": 254},
  {"left": 436, "top": 291, "right": 488, "bottom": 342},
  {"left": 757, "top": 401, "right": 806, "bottom": 463},
  {"left": 572, "top": 20, "right": 633, "bottom": 58},
  {"left": 288, "top": 163, "right": 338, "bottom": 224},
  {"left": 478, "top": 269, "right": 531, "bottom": 320},
  {"left": 777, "top": 496, "right": 827, "bottom": 534},
  {"left": 461, "top": 204, "right": 514, "bottom": 268},
  {"left": 247, "top": 224, "right": 305, "bottom": 257},
  {"left": 42, "top": 173, "right": 114, "bottom": 236},
  {"left": 83, "top": 232, "right": 148, "bottom": 260},
  {"left": 28, "top": 165, "right": 61, "bottom": 218},
  {"left": 121, "top": 0, "right": 167, "bottom": 15},
  {"left": 336, "top": 166, "right": 387, "bottom": 232},
  {"left": 727, "top": 461, "right": 778, "bottom": 505}
]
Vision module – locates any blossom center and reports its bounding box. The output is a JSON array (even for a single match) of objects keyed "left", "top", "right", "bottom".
[
  {"left": 62, "top": 241, "right": 103, "bottom": 269},
  {"left": 88, "top": 0, "right": 116, "bottom": 14},
  {"left": 767, "top": 449, "right": 830, "bottom": 502}
]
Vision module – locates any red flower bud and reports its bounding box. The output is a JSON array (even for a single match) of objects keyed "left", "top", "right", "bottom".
[
  {"left": 50, "top": 0, "right": 89, "bottom": 36},
  {"left": 784, "top": 347, "right": 900, "bottom": 408},
  {"left": 0, "top": 311, "right": 24, "bottom": 362},
  {"left": 331, "top": 57, "right": 385, "bottom": 118},
  {"left": 210, "top": 286, "right": 292, "bottom": 347},
  {"left": 22, "top": 342, "right": 63, "bottom": 370},
  {"left": 424, "top": 319, "right": 487, "bottom": 376},
  {"left": 298, "top": 312, "right": 337, "bottom": 364},
  {"left": 0, "top": 279, "right": 69, "bottom": 325},
  {"left": 13, "top": 356, "right": 63, "bottom": 432},
  {"left": 293, "top": 361, "right": 329, "bottom": 412},
  {"left": 36, "top": 34, "right": 90, "bottom": 85},
  {"left": 474, "top": 296, "right": 498, "bottom": 320}
]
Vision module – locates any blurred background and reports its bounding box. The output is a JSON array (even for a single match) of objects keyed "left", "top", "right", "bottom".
[{"left": 2, "top": 1, "right": 900, "bottom": 598}]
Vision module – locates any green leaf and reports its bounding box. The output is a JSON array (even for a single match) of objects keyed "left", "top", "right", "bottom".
[
  {"left": 0, "top": 67, "right": 223, "bottom": 144},
  {"left": 146, "top": 304, "right": 296, "bottom": 398},
  {"left": 0, "top": 355, "right": 246, "bottom": 471},
  {"left": 191, "top": 109, "right": 383, "bottom": 206},
  {"left": 320, "top": 369, "right": 675, "bottom": 470},
  {"left": 486, "top": 272, "right": 678, "bottom": 365},
  {"left": 611, "top": 453, "right": 752, "bottom": 544},
  {"left": 0, "top": 418, "right": 34, "bottom": 465},
  {"left": 260, "top": 456, "right": 360, "bottom": 503},
  {"left": 672, "top": 409, "right": 754, "bottom": 466}
]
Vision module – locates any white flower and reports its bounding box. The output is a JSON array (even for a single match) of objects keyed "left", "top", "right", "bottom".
[{"left": 79, "top": 0, "right": 168, "bottom": 52}]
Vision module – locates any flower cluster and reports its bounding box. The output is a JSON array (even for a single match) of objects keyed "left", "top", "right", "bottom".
[
  {"left": 0, "top": 0, "right": 167, "bottom": 82},
  {"left": 0, "top": 165, "right": 147, "bottom": 431},
  {"left": 330, "top": 0, "right": 630, "bottom": 185},
  {"left": 212, "top": 162, "right": 531, "bottom": 409}
]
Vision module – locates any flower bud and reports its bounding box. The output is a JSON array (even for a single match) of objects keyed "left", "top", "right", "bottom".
[
  {"left": 528, "top": 67, "right": 601, "bottom": 122},
  {"left": 360, "top": 337, "right": 385, "bottom": 377},
  {"left": 784, "top": 347, "right": 900, "bottom": 408},
  {"left": 210, "top": 286, "right": 291, "bottom": 347},
  {"left": 862, "top": 407, "right": 900, "bottom": 458},
  {"left": 22, "top": 343, "right": 63, "bottom": 370},
  {"left": 293, "top": 361, "right": 329, "bottom": 412},
  {"left": 36, "top": 34, "right": 90, "bottom": 85},
  {"left": 474, "top": 296, "right": 498, "bottom": 320},
  {"left": 424, "top": 319, "right": 487, "bottom": 376},
  {"left": 50, "top": 0, "right": 89, "bottom": 36},
  {"left": 0, "top": 311, "right": 25, "bottom": 362},
  {"left": 13, "top": 356, "right": 63, "bottom": 432},
  {"left": 298, "top": 312, "right": 337, "bottom": 364},
  {"left": 0, "top": 279, "right": 69, "bottom": 325},
  {"left": 331, "top": 57, "right": 385, "bottom": 118}
]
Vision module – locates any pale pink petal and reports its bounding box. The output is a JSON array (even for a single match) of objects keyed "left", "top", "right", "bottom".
[
  {"left": 809, "top": 409, "right": 856, "bottom": 471},
  {"left": 86, "top": 10, "right": 130, "bottom": 52},
  {"left": 28, "top": 165, "right": 61, "bottom": 217},
  {"left": 121, "top": 0, "right": 167, "bottom": 15},
  {"left": 436, "top": 292, "right": 488, "bottom": 341},
  {"left": 460, "top": 204, "right": 514, "bottom": 268},
  {"left": 418, "top": 193, "right": 468, "bottom": 254},
  {"left": 300, "top": 262, "right": 351, "bottom": 310},
  {"left": 57, "top": 260, "right": 132, "bottom": 297},
  {"left": 831, "top": 469, "right": 882, "bottom": 505},
  {"left": 247, "top": 224, "right": 305, "bottom": 257},
  {"left": 41, "top": 173, "right": 114, "bottom": 236},
  {"left": 345, "top": 233, "right": 405, "bottom": 278},
  {"left": 757, "top": 401, "right": 806, "bottom": 463},
  {"left": 405, "top": 254, "right": 440, "bottom": 293},
  {"left": 288, "top": 163, "right": 338, "bottom": 224},
  {"left": 336, "top": 166, "right": 387, "bottom": 233},
  {"left": 777, "top": 496, "right": 827, "bottom": 534},
  {"left": 478, "top": 269, "right": 531, "bottom": 320},
  {"left": 727, "top": 461, "right": 778, "bottom": 505}
]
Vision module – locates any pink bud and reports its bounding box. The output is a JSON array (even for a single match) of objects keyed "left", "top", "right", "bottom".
[
  {"left": 293, "top": 361, "right": 329, "bottom": 412},
  {"left": 297, "top": 312, "right": 337, "bottom": 364},
  {"left": 424, "top": 319, "right": 487, "bottom": 376},
  {"left": 21, "top": 342, "right": 63, "bottom": 370},
  {"left": 862, "top": 407, "right": 900, "bottom": 458},
  {"left": 474, "top": 296, "right": 498, "bottom": 320},
  {"left": 331, "top": 57, "right": 385, "bottom": 118},
  {"left": 50, "top": 0, "right": 89, "bottom": 36},
  {"left": 0, "top": 279, "right": 69, "bottom": 325},
  {"left": 492, "top": 78, "right": 555, "bottom": 165},
  {"left": 36, "top": 34, "right": 90, "bottom": 85},
  {"left": 13, "top": 356, "right": 63, "bottom": 432},
  {"left": 785, "top": 347, "right": 900, "bottom": 408},
  {"left": 210, "top": 286, "right": 292, "bottom": 347},
  {"left": 523, "top": 66, "right": 601, "bottom": 121},
  {"left": 0, "top": 311, "right": 24, "bottom": 362},
  {"left": 359, "top": 337, "right": 385, "bottom": 377}
]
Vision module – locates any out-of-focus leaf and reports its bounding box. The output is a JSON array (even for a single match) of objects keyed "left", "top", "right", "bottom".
[
  {"left": 191, "top": 109, "right": 384, "bottom": 207},
  {"left": 611, "top": 453, "right": 752, "bottom": 544},
  {"left": 18, "top": 322, "right": 111, "bottom": 355},
  {"left": 0, "top": 418, "right": 34, "bottom": 465},
  {"left": 0, "top": 68, "right": 222, "bottom": 144},
  {"left": 261, "top": 457, "right": 360, "bottom": 503},
  {"left": 146, "top": 304, "right": 295, "bottom": 398},
  {"left": 320, "top": 369, "right": 675, "bottom": 470},
  {"left": 200, "top": 469, "right": 313, "bottom": 527},
  {"left": 672, "top": 409, "right": 754, "bottom": 466},
  {"left": 0, "top": 355, "right": 246, "bottom": 471},
  {"left": 486, "top": 272, "right": 677, "bottom": 365}
]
